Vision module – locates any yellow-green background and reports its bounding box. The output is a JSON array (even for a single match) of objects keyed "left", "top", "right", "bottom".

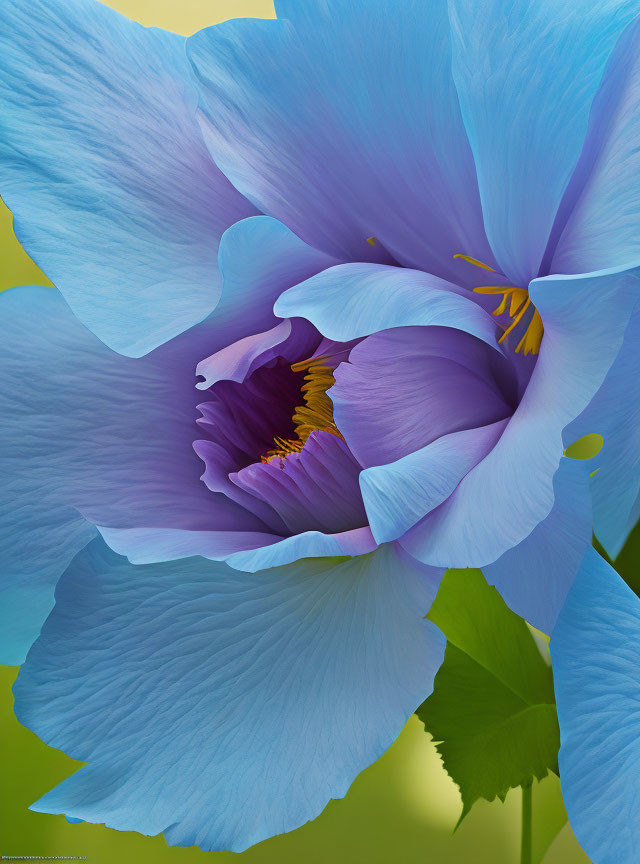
[{"left": 0, "top": 1, "right": 592, "bottom": 861}]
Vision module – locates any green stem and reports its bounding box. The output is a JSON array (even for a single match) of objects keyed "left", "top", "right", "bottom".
[{"left": 521, "top": 782, "right": 533, "bottom": 864}]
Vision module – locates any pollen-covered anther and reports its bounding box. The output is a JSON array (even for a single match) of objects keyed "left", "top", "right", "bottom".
[{"left": 262, "top": 357, "right": 343, "bottom": 463}]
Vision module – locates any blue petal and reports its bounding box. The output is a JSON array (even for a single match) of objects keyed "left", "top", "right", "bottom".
[
  {"left": 399, "top": 264, "right": 638, "bottom": 568},
  {"left": 482, "top": 458, "right": 593, "bottom": 634},
  {"left": 98, "top": 523, "right": 378, "bottom": 573},
  {"left": 551, "top": 548, "right": 640, "bottom": 863},
  {"left": 564, "top": 302, "right": 640, "bottom": 558},
  {"left": 15, "top": 538, "right": 444, "bottom": 852},
  {"left": 449, "top": 0, "right": 640, "bottom": 284},
  {"left": 0, "top": 286, "right": 268, "bottom": 662},
  {"left": 551, "top": 17, "right": 640, "bottom": 274},
  {"left": 0, "top": 0, "right": 255, "bottom": 357},
  {"left": 225, "top": 526, "right": 378, "bottom": 572},
  {"left": 97, "top": 525, "right": 282, "bottom": 564},
  {"left": 187, "top": 2, "right": 495, "bottom": 284},
  {"left": 215, "top": 215, "right": 338, "bottom": 336},
  {"left": 274, "top": 263, "right": 501, "bottom": 349},
  {"left": 360, "top": 420, "right": 508, "bottom": 545}
]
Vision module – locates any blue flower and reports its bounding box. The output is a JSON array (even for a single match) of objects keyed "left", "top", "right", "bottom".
[{"left": 1, "top": 0, "right": 640, "bottom": 858}]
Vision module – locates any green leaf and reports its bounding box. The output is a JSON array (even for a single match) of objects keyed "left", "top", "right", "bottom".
[
  {"left": 417, "top": 569, "right": 560, "bottom": 822},
  {"left": 608, "top": 519, "right": 640, "bottom": 597}
]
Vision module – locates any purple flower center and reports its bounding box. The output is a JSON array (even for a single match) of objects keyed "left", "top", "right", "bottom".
[
  {"left": 197, "top": 357, "right": 307, "bottom": 470},
  {"left": 193, "top": 323, "right": 521, "bottom": 540},
  {"left": 194, "top": 339, "right": 368, "bottom": 536}
]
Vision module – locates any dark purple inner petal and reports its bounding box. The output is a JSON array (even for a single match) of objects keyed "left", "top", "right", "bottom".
[
  {"left": 230, "top": 431, "right": 367, "bottom": 535},
  {"left": 192, "top": 438, "right": 290, "bottom": 535}
]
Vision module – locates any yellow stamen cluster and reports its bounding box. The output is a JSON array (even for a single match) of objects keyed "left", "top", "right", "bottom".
[
  {"left": 262, "top": 357, "right": 343, "bottom": 463},
  {"left": 454, "top": 254, "right": 544, "bottom": 355},
  {"left": 474, "top": 285, "right": 543, "bottom": 355}
]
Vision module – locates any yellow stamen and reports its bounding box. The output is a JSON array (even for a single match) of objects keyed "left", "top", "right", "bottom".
[
  {"left": 509, "top": 291, "right": 528, "bottom": 318},
  {"left": 473, "top": 285, "right": 543, "bottom": 355},
  {"left": 498, "top": 296, "right": 531, "bottom": 344},
  {"left": 455, "top": 254, "right": 544, "bottom": 355},
  {"left": 493, "top": 294, "right": 510, "bottom": 316},
  {"left": 262, "top": 357, "right": 343, "bottom": 463},
  {"left": 366, "top": 236, "right": 377, "bottom": 246},
  {"left": 516, "top": 308, "right": 543, "bottom": 355},
  {"left": 453, "top": 253, "right": 495, "bottom": 272}
]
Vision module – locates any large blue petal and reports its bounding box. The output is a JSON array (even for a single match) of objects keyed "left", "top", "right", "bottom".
[
  {"left": 187, "top": 1, "right": 495, "bottom": 284},
  {"left": 274, "top": 263, "right": 502, "bottom": 349},
  {"left": 482, "top": 458, "right": 593, "bottom": 634},
  {"left": 0, "top": 0, "right": 255, "bottom": 357},
  {"left": 449, "top": 0, "right": 640, "bottom": 284},
  {"left": 563, "top": 303, "right": 640, "bottom": 558},
  {"left": 15, "top": 538, "right": 444, "bottom": 852},
  {"left": 551, "top": 17, "right": 640, "bottom": 274},
  {"left": 0, "top": 286, "right": 267, "bottom": 663},
  {"left": 400, "top": 264, "right": 639, "bottom": 568},
  {"left": 0, "top": 285, "right": 264, "bottom": 530},
  {"left": 551, "top": 548, "right": 640, "bottom": 863}
]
